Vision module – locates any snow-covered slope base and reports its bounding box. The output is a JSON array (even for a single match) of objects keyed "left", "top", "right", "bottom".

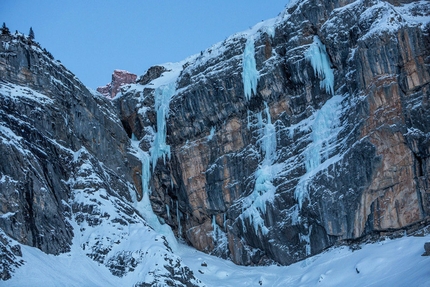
[
  {"left": 4, "top": 234, "right": 430, "bottom": 286},
  {"left": 179, "top": 235, "right": 430, "bottom": 287}
]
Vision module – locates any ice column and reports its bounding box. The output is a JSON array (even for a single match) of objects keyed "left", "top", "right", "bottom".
[
  {"left": 300, "top": 225, "right": 312, "bottom": 256},
  {"left": 294, "top": 95, "right": 343, "bottom": 209},
  {"left": 306, "top": 36, "right": 334, "bottom": 95},
  {"left": 212, "top": 215, "right": 219, "bottom": 240},
  {"left": 151, "top": 82, "right": 176, "bottom": 171},
  {"left": 242, "top": 37, "right": 259, "bottom": 100}
]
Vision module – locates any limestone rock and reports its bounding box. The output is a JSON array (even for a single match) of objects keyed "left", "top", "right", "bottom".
[
  {"left": 116, "top": 0, "right": 430, "bottom": 266},
  {"left": 1, "top": 0, "right": 430, "bottom": 279},
  {"left": 97, "top": 69, "right": 137, "bottom": 98}
]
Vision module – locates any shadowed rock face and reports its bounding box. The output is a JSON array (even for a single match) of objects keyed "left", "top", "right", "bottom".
[
  {"left": 116, "top": 0, "right": 430, "bottom": 265},
  {"left": 0, "top": 34, "right": 201, "bottom": 285}
]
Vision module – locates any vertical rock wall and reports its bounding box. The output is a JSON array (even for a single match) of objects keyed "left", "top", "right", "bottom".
[{"left": 116, "top": 0, "right": 430, "bottom": 266}]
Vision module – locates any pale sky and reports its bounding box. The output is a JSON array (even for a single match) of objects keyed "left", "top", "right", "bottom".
[{"left": 1, "top": 1, "right": 288, "bottom": 89}]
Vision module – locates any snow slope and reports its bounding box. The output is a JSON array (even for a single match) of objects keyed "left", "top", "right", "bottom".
[
  {"left": 5, "top": 234, "right": 429, "bottom": 286},
  {"left": 179, "top": 235, "right": 430, "bottom": 287}
]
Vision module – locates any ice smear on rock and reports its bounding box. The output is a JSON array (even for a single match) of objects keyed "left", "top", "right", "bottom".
[
  {"left": 242, "top": 37, "right": 259, "bottom": 100},
  {"left": 306, "top": 36, "right": 334, "bottom": 95},
  {"left": 241, "top": 103, "right": 278, "bottom": 235},
  {"left": 295, "top": 95, "right": 344, "bottom": 209}
]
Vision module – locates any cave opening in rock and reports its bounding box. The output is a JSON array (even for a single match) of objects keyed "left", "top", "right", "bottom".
[{"left": 121, "top": 120, "right": 133, "bottom": 138}]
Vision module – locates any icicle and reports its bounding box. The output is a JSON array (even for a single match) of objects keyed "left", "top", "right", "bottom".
[
  {"left": 305, "top": 36, "right": 334, "bottom": 95},
  {"left": 300, "top": 225, "right": 313, "bottom": 256},
  {"left": 212, "top": 215, "right": 218, "bottom": 240},
  {"left": 141, "top": 152, "right": 151, "bottom": 195},
  {"left": 256, "top": 111, "right": 263, "bottom": 129},
  {"left": 261, "top": 102, "right": 276, "bottom": 165},
  {"left": 176, "top": 201, "right": 182, "bottom": 237},
  {"left": 242, "top": 37, "right": 259, "bottom": 100}
]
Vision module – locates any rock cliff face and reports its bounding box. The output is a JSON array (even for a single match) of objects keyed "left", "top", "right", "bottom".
[
  {"left": 1, "top": 0, "right": 429, "bottom": 282},
  {"left": 97, "top": 69, "right": 137, "bottom": 99},
  {"left": 0, "top": 33, "right": 201, "bottom": 285},
  {"left": 116, "top": 0, "right": 430, "bottom": 266}
]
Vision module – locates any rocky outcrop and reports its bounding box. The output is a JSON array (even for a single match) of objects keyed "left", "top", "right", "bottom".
[
  {"left": 0, "top": 33, "right": 200, "bottom": 285},
  {"left": 137, "top": 65, "right": 167, "bottom": 85},
  {"left": 423, "top": 242, "right": 430, "bottom": 256},
  {"left": 115, "top": 0, "right": 430, "bottom": 266},
  {"left": 97, "top": 69, "right": 137, "bottom": 98}
]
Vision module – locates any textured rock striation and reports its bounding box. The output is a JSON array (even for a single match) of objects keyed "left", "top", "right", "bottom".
[
  {"left": 115, "top": 0, "right": 430, "bottom": 266},
  {"left": 0, "top": 33, "right": 201, "bottom": 285}
]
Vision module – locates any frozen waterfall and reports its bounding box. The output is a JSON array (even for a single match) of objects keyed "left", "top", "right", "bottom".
[
  {"left": 306, "top": 36, "right": 334, "bottom": 95},
  {"left": 242, "top": 37, "right": 259, "bottom": 100}
]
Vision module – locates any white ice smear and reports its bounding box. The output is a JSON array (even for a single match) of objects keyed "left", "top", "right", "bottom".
[
  {"left": 242, "top": 37, "right": 259, "bottom": 100},
  {"left": 241, "top": 103, "right": 278, "bottom": 235},
  {"left": 207, "top": 126, "right": 216, "bottom": 140},
  {"left": 306, "top": 36, "right": 334, "bottom": 95},
  {"left": 295, "top": 95, "right": 343, "bottom": 209}
]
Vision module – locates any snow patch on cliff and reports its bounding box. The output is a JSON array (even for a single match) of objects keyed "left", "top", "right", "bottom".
[{"left": 0, "top": 82, "right": 54, "bottom": 104}]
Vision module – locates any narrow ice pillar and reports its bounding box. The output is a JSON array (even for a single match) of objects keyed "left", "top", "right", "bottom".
[{"left": 242, "top": 37, "right": 259, "bottom": 100}]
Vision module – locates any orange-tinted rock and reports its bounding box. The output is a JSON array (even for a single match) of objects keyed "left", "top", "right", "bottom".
[{"left": 97, "top": 69, "right": 137, "bottom": 99}]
